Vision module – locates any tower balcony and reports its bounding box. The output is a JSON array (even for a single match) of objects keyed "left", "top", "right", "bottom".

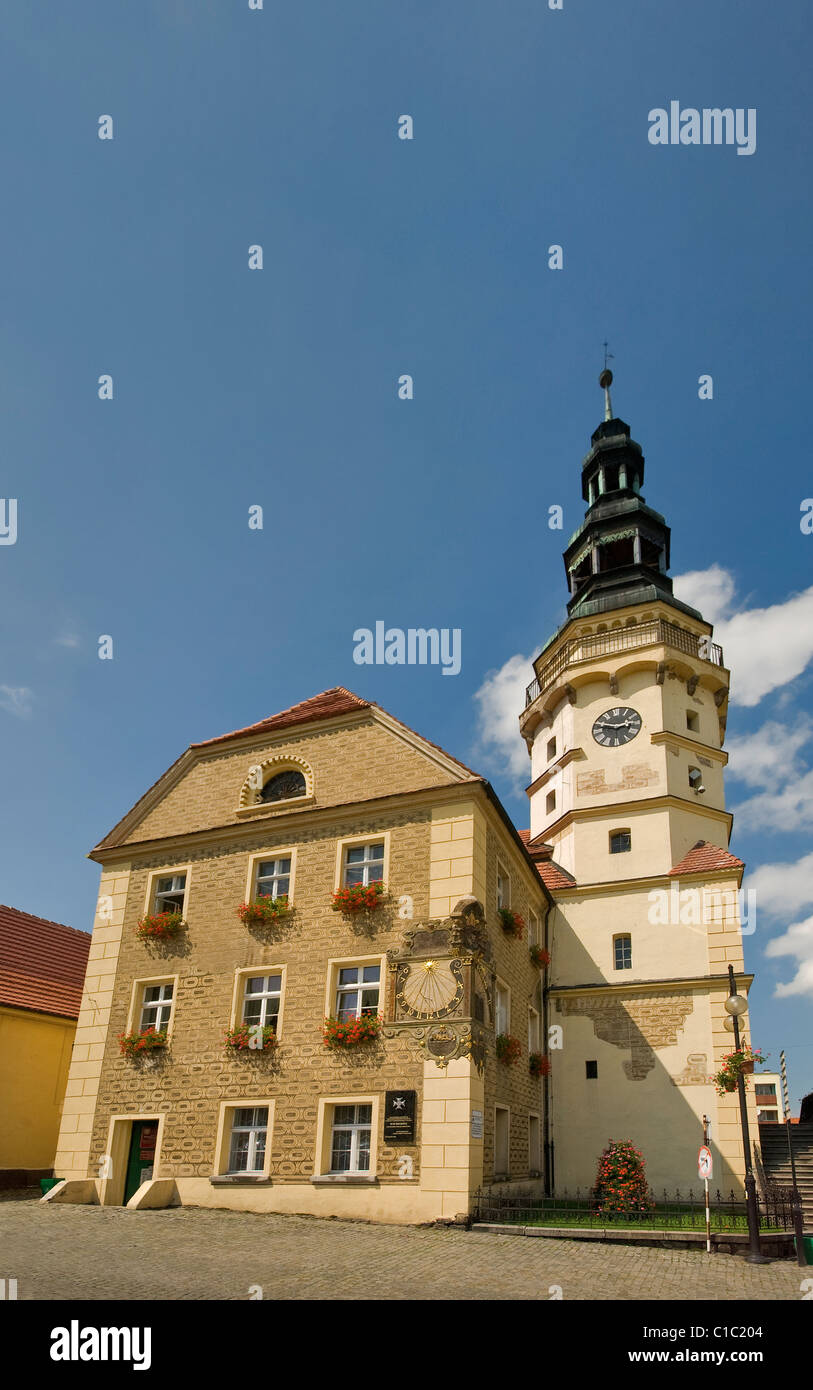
[{"left": 522, "top": 616, "right": 724, "bottom": 736}]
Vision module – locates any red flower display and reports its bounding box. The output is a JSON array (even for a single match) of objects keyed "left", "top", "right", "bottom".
[
  {"left": 529, "top": 945, "right": 551, "bottom": 970},
  {"left": 498, "top": 908, "right": 525, "bottom": 939},
  {"left": 496, "top": 1033, "right": 522, "bottom": 1065},
  {"left": 331, "top": 882, "right": 386, "bottom": 915},
  {"left": 323, "top": 1013, "right": 382, "bottom": 1048},
  {"left": 118, "top": 1026, "right": 167, "bottom": 1058},
  {"left": 136, "top": 911, "right": 186, "bottom": 941},
  {"left": 237, "top": 895, "right": 290, "bottom": 926},
  {"left": 224, "top": 1023, "right": 278, "bottom": 1052},
  {"left": 529, "top": 1052, "right": 551, "bottom": 1078},
  {"left": 591, "top": 1140, "right": 654, "bottom": 1216}
]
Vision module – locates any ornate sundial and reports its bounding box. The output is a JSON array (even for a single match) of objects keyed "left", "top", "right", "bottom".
[{"left": 396, "top": 958, "right": 464, "bottom": 1020}]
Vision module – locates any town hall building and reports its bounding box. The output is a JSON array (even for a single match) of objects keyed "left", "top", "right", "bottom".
[{"left": 50, "top": 381, "right": 758, "bottom": 1221}]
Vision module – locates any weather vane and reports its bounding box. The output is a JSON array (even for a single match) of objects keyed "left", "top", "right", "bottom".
[{"left": 599, "top": 342, "right": 614, "bottom": 421}]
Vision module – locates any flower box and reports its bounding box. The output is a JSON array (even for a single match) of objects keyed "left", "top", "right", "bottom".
[
  {"left": 237, "top": 895, "right": 290, "bottom": 926},
  {"left": 529, "top": 1052, "right": 551, "bottom": 1078},
  {"left": 529, "top": 945, "right": 551, "bottom": 970},
  {"left": 224, "top": 1024, "right": 278, "bottom": 1052},
  {"left": 118, "top": 1026, "right": 168, "bottom": 1058},
  {"left": 712, "top": 1046, "right": 766, "bottom": 1097},
  {"left": 496, "top": 1033, "right": 521, "bottom": 1065},
  {"left": 331, "top": 882, "right": 386, "bottom": 916},
  {"left": 498, "top": 908, "right": 525, "bottom": 939},
  {"left": 322, "top": 1013, "right": 382, "bottom": 1048},
  {"left": 136, "top": 911, "right": 186, "bottom": 941}
]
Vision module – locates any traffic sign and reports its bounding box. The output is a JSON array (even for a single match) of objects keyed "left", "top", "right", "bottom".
[{"left": 698, "top": 1145, "right": 713, "bottom": 1180}]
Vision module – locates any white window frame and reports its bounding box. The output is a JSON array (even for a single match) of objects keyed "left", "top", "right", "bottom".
[
  {"left": 334, "top": 963, "right": 381, "bottom": 1021},
  {"left": 496, "top": 863, "right": 511, "bottom": 911},
  {"left": 528, "top": 1112, "right": 542, "bottom": 1175},
  {"left": 333, "top": 832, "right": 391, "bottom": 894},
  {"left": 143, "top": 864, "right": 192, "bottom": 918},
  {"left": 213, "top": 1099, "right": 275, "bottom": 1179},
  {"left": 613, "top": 934, "right": 632, "bottom": 970},
  {"left": 324, "top": 955, "right": 386, "bottom": 1023},
  {"left": 528, "top": 910, "right": 541, "bottom": 947},
  {"left": 528, "top": 1005, "right": 541, "bottom": 1054},
  {"left": 313, "top": 1094, "right": 380, "bottom": 1181},
  {"left": 244, "top": 848, "right": 297, "bottom": 907},
  {"left": 230, "top": 965, "right": 287, "bottom": 1040},
  {"left": 495, "top": 980, "right": 510, "bottom": 1035},
  {"left": 125, "top": 975, "right": 179, "bottom": 1039},
  {"left": 328, "top": 1102, "right": 374, "bottom": 1175}
]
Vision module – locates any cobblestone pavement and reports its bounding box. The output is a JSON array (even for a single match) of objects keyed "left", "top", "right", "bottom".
[{"left": 0, "top": 1200, "right": 805, "bottom": 1301}]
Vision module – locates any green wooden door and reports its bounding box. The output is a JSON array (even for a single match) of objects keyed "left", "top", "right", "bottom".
[{"left": 124, "top": 1121, "right": 158, "bottom": 1203}]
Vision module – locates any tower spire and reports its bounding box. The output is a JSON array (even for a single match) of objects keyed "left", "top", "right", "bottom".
[{"left": 600, "top": 342, "right": 614, "bottom": 421}]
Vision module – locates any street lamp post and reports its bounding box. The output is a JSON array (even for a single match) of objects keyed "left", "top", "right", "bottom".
[{"left": 725, "top": 964, "right": 770, "bottom": 1264}]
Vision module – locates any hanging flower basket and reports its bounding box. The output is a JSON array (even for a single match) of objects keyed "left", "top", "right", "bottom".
[
  {"left": 331, "top": 882, "right": 386, "bottom": 916},
  {"left": 712, "top": 1046, "right": 766, "bottom": 1097},
  {"left": 323, "top": 1013, "right": 382, "bottom": 1048},
  {"left": 529, "top": 1052, "right": 551, "bottom": 1078},
  {"left": 136, "top": 911, "right": 186, "bottom": 941},
  {"left": 496, "top": 1033, "right": 522, "bottom": 1065},
  {"left": 498, "top": 908, "right": 525, "bottom": 939},
  {"left": 529, "top": 945, "right": 551, "bottom": 970},
  {"left": 224, "top": 1024, "right": 278, "bottom": 1053},
  {"left": 118, "top": 1026, "right": 167, "bottom": 1058},
  {"left": 237, "top": 895, "right": 291, "bottom": 926}
]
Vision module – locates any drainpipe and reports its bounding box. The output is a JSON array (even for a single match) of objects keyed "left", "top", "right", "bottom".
[{"left": 541, "top": 898, "right": 554, "bottom": 1195}]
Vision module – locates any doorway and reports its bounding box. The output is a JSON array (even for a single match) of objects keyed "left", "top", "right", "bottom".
[{"left": 124, "top": 1120, "right": 159, "bottom": 1204}]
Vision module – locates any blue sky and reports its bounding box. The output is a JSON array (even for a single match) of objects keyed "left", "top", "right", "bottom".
[{"left": 2, "top": 1, "right": 811, "bottom": 1104}]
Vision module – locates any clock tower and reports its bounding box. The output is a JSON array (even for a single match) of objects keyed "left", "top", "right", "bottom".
[{"left": 519, "top": 372, "right": 758, "bottom": 1194}]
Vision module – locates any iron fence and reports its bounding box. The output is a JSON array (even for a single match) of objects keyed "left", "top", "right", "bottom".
[{"left": 473, "top": 1182, "right": 799, "bottom": 1234}]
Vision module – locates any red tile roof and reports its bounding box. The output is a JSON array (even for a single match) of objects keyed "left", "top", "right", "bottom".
[
  {"left": 192, "top": 688, "right": 371, "bottom": 749},
  {"left": 669, "top": 841, "right": 745, "bottom": 876},
  {"left": 0, "top": 905, "right": 90, "bottom": 1020},
  {"left": 519, "top": 831, "right": 576, "bottom": 890}
]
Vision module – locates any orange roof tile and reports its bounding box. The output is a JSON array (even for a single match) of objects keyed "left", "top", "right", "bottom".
[
  {"left": 0, "top": 905, "right": 90, "bottom": 1019},
  {"left": 536, "top": 860, "right": 577, "bottom": 890},
  {"left": 669, "top": 841, "right": 745, "bottom": 876},
  {"left": 191, "top": 688, "right": 371, "bottom": 748}
]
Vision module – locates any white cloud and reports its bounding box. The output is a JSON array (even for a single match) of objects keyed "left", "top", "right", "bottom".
[
  {"left": 472, "top": 653, "right": 533, "bottom": 781},
  {"left": 673, "top": 564, "right": 736, "bottom": 624},
  {"left": 726, "top": 717, "right": 812, "bottom": 788},
  {"left": 0, "top": 685, "right": 33, "bottom": 718},
  {"left": 673, "top": 567, "right": 813, "bottom": 707},
  {"left": 764, "top": 914, "right": 813, "bottom": 999},
  {"left": 735, "top": 769, "right": 813, "bottom": 832},
  {"left": 747, "top": 852, "right": 813, "bottom": 918},
  {"left": 53, "top": 632, "right": 80, "bottom": 649}
]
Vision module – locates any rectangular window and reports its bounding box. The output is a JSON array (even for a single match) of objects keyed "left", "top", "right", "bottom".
[
  {"left": 335, "top": 964, "right": 380, "bottom": 1021},
  {"left": 755, "top": 1084, "right": 777, "bottom": 1099},
  {"left": 547, "top": 737, "right": 557, "bottom": 762},
  {"left": 343, "top": 842, "right": 384, "bottom": 888},
  {"left": 227, "top": 1106, "right": 269, "bottom": 1174},
  {"left": 686, "top": 710, "right": 699, "bottom": 733},
  {"left": 255, "top": 857, "right": 291, "bottom": 900},
  {"left": 688, "top": 766, "right": 703, "bottom": 790},
  {"left": 528, "top": 910, "right": 540, "bottom": 947},
  {"left": 585, "top": 1060, "right": 598, "bottom": 1079},
  {"left": 329, "top": 1103, "right": 372, "bottom": 1174},
  {"left": 610, "top": 830, "right": 631, "bottom": 854},
  {"left": 546, "top": 790, "right": 556, "bottom": 815},
  {"left": 529, "top": 1114, "right": 541, "bottom": 1174},
  {"left": 496, "top": 866, "right": 510, "bottom": 910},
  {"left": 528, "top": 1006, "right": 540, "bottom": 1053},
  {"left": 154, "top": 873, "right": 186, "bottom": 914},
  {"left": 614, "top": 935, "right": 632, "bottom": 970},
  {"left": 495, "top": 983, "right": 509, "bottom": 1035},
  {"left": 139, "top": 982, "right": 173, "bottom": 1032},
  {"left": 494, "top": 1107, "right": 510, "bottom": 1176},
  {"left": 242, "top": 974, "right": 282, "bottom": 1030}
]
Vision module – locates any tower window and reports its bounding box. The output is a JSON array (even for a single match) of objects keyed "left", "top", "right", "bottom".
[
  {"left": 686, "top": 710, "right": 699, "bottom": 733},
  {"left": 609, "top": 830, "right": 631, "bottom": 854},
  {"left": 547, "top": 737, "right": 557, "bottom": 762},
  {"left": 585, "top": 1061, "right": 598, "bottom": 1080},
  {"left": 546, "top": 790, "right": 556, "bottom": 815},
  {"left": 688, "top": 766, "right": 704, "bottom": 791},
  {"left": 614, "top": 935, "right": 632, "bottom": 970}
]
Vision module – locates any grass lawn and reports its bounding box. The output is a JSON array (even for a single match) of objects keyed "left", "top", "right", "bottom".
[{"left": 477, "top": 1200, "right": 784, "bottom": 1234}]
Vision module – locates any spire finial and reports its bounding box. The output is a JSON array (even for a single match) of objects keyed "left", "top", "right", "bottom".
[{"left": 599, "top": 343, "right": 614, "bottom": 421}]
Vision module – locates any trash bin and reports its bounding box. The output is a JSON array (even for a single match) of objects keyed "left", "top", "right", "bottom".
[
  {"left": 794, "top": 1234, "right": 813, "bottom": 1265},
  {"left": 39, "top": 1177, "right": 60, "bottom": 1196}
]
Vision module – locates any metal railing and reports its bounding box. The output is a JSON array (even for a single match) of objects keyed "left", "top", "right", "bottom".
[
  {"left": 525, "top": 618, "right": 724, "bottom": 707},
  {"left": 472, "top": 1183, "right": 797, "bottom": 1234}
]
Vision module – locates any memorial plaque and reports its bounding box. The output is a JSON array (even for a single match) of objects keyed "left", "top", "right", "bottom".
[
  {"left": 383, "top": 1090, "right": 417, "bottom": 1145},
  {"left": 470, "top": 1109, "right": 483, "bottom": 1139}
]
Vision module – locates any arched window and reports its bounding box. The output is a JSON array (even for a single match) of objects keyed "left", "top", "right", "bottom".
[{"left": 260, "top": 769, "right": 307, "bottom": 804}]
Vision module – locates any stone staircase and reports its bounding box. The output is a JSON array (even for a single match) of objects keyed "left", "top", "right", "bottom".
[{"left": 758, "top": 1123, "right": 813, "bottom": 1227}]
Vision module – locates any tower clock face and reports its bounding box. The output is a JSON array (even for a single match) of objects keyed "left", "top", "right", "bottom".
[
  {"left": 397, "top": 960, "right": 463, "bottom": 1020},
  {"left": 592, "top": 706, "right": 642, "bottom": 747}
]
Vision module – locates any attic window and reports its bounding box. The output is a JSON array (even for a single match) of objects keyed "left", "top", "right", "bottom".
[{"left": 260, "top": 770, "right": 306, "bottom": 804}]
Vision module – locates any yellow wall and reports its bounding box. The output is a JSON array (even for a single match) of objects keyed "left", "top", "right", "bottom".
[{"left": 0, "top": 1006, "right": 76, "bottom": 1170}]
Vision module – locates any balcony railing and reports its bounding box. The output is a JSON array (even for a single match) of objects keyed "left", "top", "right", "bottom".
[{"left": 524, "top": 618, "right": 724, "bottom": 707}]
